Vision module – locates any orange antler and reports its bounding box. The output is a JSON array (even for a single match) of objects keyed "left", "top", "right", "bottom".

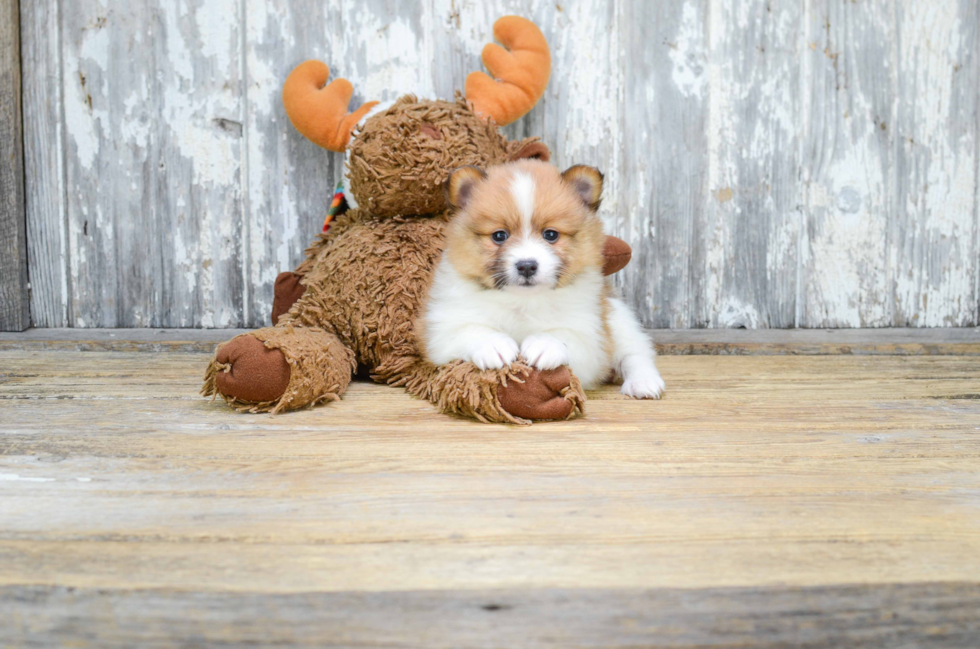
[
  {"left": 465, "top": 16, "right": 551, "bottom": 126},
  {"left": 282, "top": 60, "right": 379, "bottom": 152}
]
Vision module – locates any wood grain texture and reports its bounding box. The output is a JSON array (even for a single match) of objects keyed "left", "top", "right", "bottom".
[
  {"left": 1, "top": 350, "right": 979, "bottom": 644},
  {"left": 801, "top": 0, "right": 893, "bottom": 328},
  {"left": 3, "top": 583, "right": 979, "bottom": 648},
  {"left": 697, "top": 0, "right": 803, "bottom": 328},
  {"left": 35, "top": 0, "right": 247, "bottom": 327},
  {"left": 243, "top": 0, "right": 343, "bottom": 328},
  {"left": 2, "top": 326, "right": 980, "bottom": 355},
  {"left": 0, "top": 0, "right": 30, "bottom": 331},
  {"left": 619, "top": 0, "right": 706, "bottom": 329},
  {"left": 18, "top": 0, "right": 980, "bottom": 328},
  {"left": 20, "top": 0, "right": 68, "bottom": 328},
  {"left": 891, "top": 1, "right": 979, "bottom": 326},
  {"left": 802, "top": 0, "right": 980, "bottom": 328}
]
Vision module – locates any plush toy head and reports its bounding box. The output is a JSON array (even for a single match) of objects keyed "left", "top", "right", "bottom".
[
  {"left": 282, "top": 16, "right": 552, "bottom": 218},
  {"left": 345, "top": 96, "right": 550, "bottom": 216}
]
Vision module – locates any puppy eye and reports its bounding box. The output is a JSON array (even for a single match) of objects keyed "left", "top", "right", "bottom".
[
  {"left": 542, "top": 229, "right": 560, "bottom": 243},
  {"left": 491, "top": 230, "right": 509, "bottom": 244}
]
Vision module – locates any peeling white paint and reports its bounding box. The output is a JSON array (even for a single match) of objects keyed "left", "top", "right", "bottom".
[
  {"left": 64, "top": 16, "right": 109, "bottom": 171},
  {"left": 806, "top": 128, "right": 890, "bottom": 326},
  {"left": 0, "top": 473, "right": 56, "bottom": 483},
  {"left": 717, "top": 297, "right": 762, "bottom": 329},
  {"left": 800, "top": 0, "right": 899, "bottom": 328},
  {"left": 669, "top": 2, "right": 706, "bottom": 99},
  {"left": 196, "top": 0, "right": 237, "bottom": 72},
  {"left": 892, "top": 1, "right": 977, "bottom": 326},
  {"left": 164, "top": 0, "right": 195, "bottom": 82},
  {"left": 346, "top": 11, "right": 432, "bottom": 102}
]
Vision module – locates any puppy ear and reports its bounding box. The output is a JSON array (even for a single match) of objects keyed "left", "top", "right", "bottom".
[
  {"left": 561, "top": 165, "right": 604, "bottom": 211},
  {"left": 508, "top": 140, "right": 550, "bottom": 162},
  {"left": 445, "top": 166, "right": 487, "bottom": 210}
]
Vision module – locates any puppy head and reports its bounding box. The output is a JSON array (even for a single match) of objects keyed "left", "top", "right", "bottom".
[{"left": 444, "top": 160, "right": 605, "bottom": 290}]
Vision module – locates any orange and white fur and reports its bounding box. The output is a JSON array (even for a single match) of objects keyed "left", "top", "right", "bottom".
[{"left": 420, "top": 160, "right": 664, "bottom": 399}]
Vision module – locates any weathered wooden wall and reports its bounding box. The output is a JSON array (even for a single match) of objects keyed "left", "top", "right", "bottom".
[
  {"left": 19, "top": 0, "right": 980, "bottom": 328},
  {"left": 1, "top": 0, "right": 30, "bottom": 331}
]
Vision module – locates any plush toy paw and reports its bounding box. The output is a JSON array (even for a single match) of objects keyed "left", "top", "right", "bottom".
[
  {"left": 497, "top": 366, "right": 579, "bottom": 420},
  {"left": 520, "top": 334, "right": 569, "bottom": 370},
  {"left": 214, "top": 335, "right": 291, "bottom": 403},
  {"left": 469, "top": 333, "right": 520, "bottom": 370},
  {"left": 621, "top": 369, "right": 665, "bottom": 400},
  {"left": 271, "top": 271, "right": 306, "bottom": 325}
]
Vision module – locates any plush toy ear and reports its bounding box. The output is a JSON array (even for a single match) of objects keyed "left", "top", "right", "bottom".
[
  {"left": 445, "top": 166, "right": 487, "bottom": 210},
  {"left": 509, "top": 141, "right": 550, "bottom": 162},
  {"left": 466, "top": 16, "right": 551, "bottom": 126},
  {"left": 561, "top": 165, "right": 603, "bottom": 211},
  {"left": 282, "top": 60, "right": 378, "bottom": 152}
]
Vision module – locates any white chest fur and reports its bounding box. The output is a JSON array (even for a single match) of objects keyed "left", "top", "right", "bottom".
[{"left": 421, "top": 256, "right": 611, "bottom": 387}]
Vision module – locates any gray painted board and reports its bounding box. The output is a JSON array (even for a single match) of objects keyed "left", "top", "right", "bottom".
[
  {"left": 18, "top": 0, "right": 980, "bottom": 328},
  {"left": 1, "top": 0, "right": 30, "bottom": 331},
  {"left": 890, "top": 1, "right": 979, "bottom": 326},
  {"left": 3, "top": 326, "right": 979, "bottom": 356},
  {"left": 621, "top": 1, "right": 706, "bottom": 329},
  {"left": 802, "top": 0, "right": 980, "bottom": 327},
  {"left": 243, "top": 1, "right": 343, "bottom": 326},
  {"left": 801, "top": 0, "right": 894, "bottom": 328},
  {"left": 28, "top": 0, "right": 246, "bottom": 327},
  {"left": 21, "top": 0, "right": 68, "bottom": 327},
  {"left": 3, "top": 583, "right": 979, "bottom": 648}
]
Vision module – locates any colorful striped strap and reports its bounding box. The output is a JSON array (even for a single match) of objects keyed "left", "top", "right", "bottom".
[{"left": 323, "top": 182, "right": 347, "bottom": 232}]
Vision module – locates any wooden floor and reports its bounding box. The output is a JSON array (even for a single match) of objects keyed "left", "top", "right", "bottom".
[{"left": 2, "top": 333, "right": 980, "bottom": 647}]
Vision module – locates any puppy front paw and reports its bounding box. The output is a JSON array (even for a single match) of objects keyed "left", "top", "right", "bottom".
[
  {"left": 520, "top": 334, "right": 569, "bottom": 370},
  {"left": 469, "top": 333, "right": 520, "bottom": 370},
  {"left": 621, "top": 370, "right": 665, "bottom": 399}
]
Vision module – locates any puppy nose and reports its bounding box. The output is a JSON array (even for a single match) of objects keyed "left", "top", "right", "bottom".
[{"left": 516, "top": 259, "right": 538, "bottom": 278}]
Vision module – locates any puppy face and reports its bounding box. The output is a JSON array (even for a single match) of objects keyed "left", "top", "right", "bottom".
[{"left": 444, "top": 160, "right": 605, "bottom": 291}]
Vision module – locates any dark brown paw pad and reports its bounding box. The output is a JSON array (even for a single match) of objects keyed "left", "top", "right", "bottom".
[
  {"left": 498, "top": 366, "right": 578, "bottom": 421},
  {"left": 214, "top": 335, "right": 291, "bottom": 403}
]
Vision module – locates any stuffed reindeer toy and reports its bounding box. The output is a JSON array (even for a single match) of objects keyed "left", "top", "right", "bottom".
[{"left": 203, "top": 16, "right": 632, "bottom": 423}]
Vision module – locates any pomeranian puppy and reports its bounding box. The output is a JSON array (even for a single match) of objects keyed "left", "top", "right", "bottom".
[{"left": 420, "top": 159, "right": 664, "bottom": 399}]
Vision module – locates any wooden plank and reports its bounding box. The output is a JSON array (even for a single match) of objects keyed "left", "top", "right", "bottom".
[
  {"left": 2, "top": 327, "right": 980, "bottom": 354},
  {"left": 242, "top": 0, "right": 343, "bottom": 328},
  {"left": 2, "top": 582, "right": 978, "bottom": 648},
  {"left": 800, "top": 0, "right": 894, "bottom": 327},
  {"left": 1, "top": 350, "right": 980, "bottom": 645},
  {"left": 338, "top": 0, "right": 438, "bottom": 102},
  {"left": 696, "top": 0, "right": 803, "bottom": 328},
  {"left": 650, "top": 327, "right": 980, "bottom": 355},
  {"left": 0, "top": 0, "right": 30, "bottom": 331},
  {"left": 801, "top": 0, "right": 980, "bottom": 328},
  {"left": 891, "top": 2, "right": 979, "bottom": 326},
  {"left": 618, "top": 0, "right": 707, "bottom": 328},
  {"left": 0, "top": 327, "right": 245, "bottom": 352},
  {"left": 59, "top": 1, "right": 245, "bottom": 327},
  {"left": 20, "top": 0, "right": 68, "bottom": 327},
  {"left": 3, "top": 350, "right": 980, "bottom": 412}
]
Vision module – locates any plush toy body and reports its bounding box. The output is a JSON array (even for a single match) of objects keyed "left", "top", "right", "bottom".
[{"left": 203, "top": 17, "right": 631, "bottom": 423}]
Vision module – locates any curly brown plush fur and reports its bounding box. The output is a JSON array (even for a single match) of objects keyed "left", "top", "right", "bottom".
[{"left": 348, "top": 95, "right": 534, "bottom": 217}]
